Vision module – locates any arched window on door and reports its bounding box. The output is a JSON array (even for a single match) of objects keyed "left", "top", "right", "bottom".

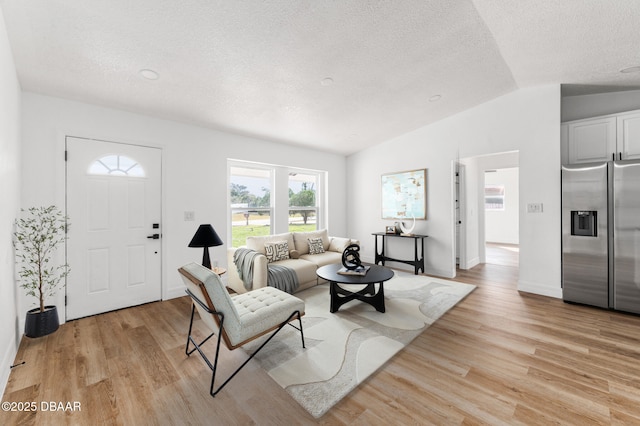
[{"left": 88, "top": 155, "right": 145, "bottom": 177}]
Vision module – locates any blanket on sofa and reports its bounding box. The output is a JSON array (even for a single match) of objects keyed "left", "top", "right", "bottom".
[
  {"left": 233, "top": 248, "right": 299, "bottom": 294},
  {"left": 267, "top": 264, "right": 299, "bottom": 294}
]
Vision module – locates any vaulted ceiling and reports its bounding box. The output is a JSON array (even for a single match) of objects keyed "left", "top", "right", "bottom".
[{"left": 2, "top": 1, "right": 639, "bottom": 155}]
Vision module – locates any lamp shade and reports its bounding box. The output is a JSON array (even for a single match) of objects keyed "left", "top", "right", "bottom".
[
  {"left": 188, "top": 224, "right": 223, "bottom": 269},
  {"left": 188, "top": 224, "right": 223, "bottom": 248}
]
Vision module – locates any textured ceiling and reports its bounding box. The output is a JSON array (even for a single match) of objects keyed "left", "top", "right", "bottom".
[{"left": 2, "top": 0, "right": 640, "bottom": 155}]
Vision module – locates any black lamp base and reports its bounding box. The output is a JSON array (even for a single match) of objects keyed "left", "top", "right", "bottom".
[{"left": 202, "top": 247, "right": 211, "bottom": 269}]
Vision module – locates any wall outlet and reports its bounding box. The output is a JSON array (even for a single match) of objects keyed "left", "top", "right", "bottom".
[
  {"left": 527, "top": 203, "right": 543, "bottom": 213},
  {"left": 184, "top": 211, "right": 195, "bottom": 221}
]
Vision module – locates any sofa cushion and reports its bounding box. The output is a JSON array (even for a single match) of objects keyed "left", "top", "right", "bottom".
[
  {"left": 246, "top": 232, "right": 295, "bottom": 256},
  {"left": 308, "top": 237, "right": 325, "bottom": 254},
  {"left": 270, "top": 258, "right": 318, "bottom": 285},
  {"left": 264, "top": 241, "right": 290, "bottom": 263},
  {"left": 293, "top": 229, "right": 330, "bottom": 255},
  {"left": 299, "top": 251, "right": 342, "bottom": 268}
]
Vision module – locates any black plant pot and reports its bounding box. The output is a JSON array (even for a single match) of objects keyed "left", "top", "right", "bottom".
[{"left": 25, "top": 305, "right": 60, "bottom": 338}]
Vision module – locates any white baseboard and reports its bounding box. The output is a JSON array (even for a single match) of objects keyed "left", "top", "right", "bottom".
[
  {"left": 361, "top": 255, "right": 454, "bottom": 279},
  {"left": 0, "top": 336, "right": 18, "bottom": 398},
  {"left": 459, "top": 257, "right": 480, "bottom": 270},
  {"left": 164, "top": 286, "right": 187, "bottom": 300},
  {"left": 518, "top": 279, "right": 562, "bottom": 299}
]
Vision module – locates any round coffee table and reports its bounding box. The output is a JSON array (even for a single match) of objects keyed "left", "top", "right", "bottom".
[{"left": 316, "top": 264, "right": 394, "bottom": 313}]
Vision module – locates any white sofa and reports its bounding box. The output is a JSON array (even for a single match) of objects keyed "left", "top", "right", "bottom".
[{"left": 226, "top": 229, "right": 358, "bottom": 294}]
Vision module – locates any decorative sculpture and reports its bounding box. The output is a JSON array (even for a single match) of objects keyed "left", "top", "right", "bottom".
[
  {"left": 341, "top": 244, "right": 362, "bottom": 270},
  {"left": 399, "top": 216, "right": 416, "bottom": 235}
]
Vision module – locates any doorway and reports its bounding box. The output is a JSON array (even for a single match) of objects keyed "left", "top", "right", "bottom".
[
  {"left": 456, "top": 151, "right": 519, "bottom": 270},
  {"left": 484, "top": 167, "right": 519, "bottom": 267},
  {"left": 65, "top": 136, "right": 162, "bottom": 320}
]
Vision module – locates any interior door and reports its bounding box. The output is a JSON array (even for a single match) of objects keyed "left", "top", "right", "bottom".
[{"left": 66, "top": 136, "right": 162, "bottom": 320}]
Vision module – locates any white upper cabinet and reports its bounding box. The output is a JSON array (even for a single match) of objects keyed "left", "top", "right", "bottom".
[
  {"left": 566, "top": 117, "right": 616, "bottom": 163},
  {"left": 617, "top": 111, "right": 640, "bottom": 160},
  {"left": 563, "top": 109, "right": 640, "bottom": 164}
]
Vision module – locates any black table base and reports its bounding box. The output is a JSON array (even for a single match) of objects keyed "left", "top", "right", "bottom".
[
  {"left": 329, "top": 282, "right": 385, "bottom": 313},
  {"left": 316, "top": 264, "right": 394, "bottom": 314},
  {"left": 372, "top": 232, "right": 428, "bottom": 275}
]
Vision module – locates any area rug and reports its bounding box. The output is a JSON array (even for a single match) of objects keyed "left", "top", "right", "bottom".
[{"left": 243, "top": 272, "right": 476, "bottom": 418}]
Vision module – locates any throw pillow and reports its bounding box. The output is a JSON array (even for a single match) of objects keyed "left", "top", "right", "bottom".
[
  {"left": 308, "top": 237, "right": 325, "bottom": 255},
  {"left": 293, "top": 229, "right": 329, "bottom": 254},
  {"left": 264, "top": 241, "right": 290, "bottom": 263},
  {"left": 329, "top": 237, "right": 351, "bottom": 253}
]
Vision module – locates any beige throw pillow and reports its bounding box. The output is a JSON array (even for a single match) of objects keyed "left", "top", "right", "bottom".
[
  {"left": 329, "top": 237, "right": 351, "bottom": 253},
  {"left": 264, "top": 241, "right": 290, "bottom": 263},
  {"left": 293, "top": 229, "right": 329, "bottom": 254},
  {"left": 308, "top": 237, "right": 325, "bottom": 255}
]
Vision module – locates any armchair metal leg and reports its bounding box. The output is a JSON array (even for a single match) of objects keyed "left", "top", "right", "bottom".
[
  {"left": 185, "top": 304, "right": 305, "bottom": 397},
  {"left": 185, "top": 304, "right": 216, "bottom": 357}
]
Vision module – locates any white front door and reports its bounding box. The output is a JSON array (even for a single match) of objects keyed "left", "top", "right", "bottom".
[{"left": 65, "top": 136, "right": 162, "bottom": 320}]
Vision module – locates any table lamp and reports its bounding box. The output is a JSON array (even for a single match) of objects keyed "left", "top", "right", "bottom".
[{"left": 188, "top": 224, "right": 223, "bottom": 269}]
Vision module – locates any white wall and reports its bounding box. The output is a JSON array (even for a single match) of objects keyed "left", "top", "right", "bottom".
[
  {"left": 20, "top": 92, "right": 348, "bottom": 328},
  {"left": 0, "top": 7, "right": 21, "bottom": 397},
  {"left": 347, "top": 85, "right": 561, "bottom": 298},
  {"left": 485, "top": 168, "right": 519, "bottom": 244}
]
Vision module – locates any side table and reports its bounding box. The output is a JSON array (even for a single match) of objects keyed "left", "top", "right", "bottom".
[
  {"left": 212, "top": 267, "right": 227, "bottom": 276},
  {"left": 372, "top": 232, "right": 428, "bottom": 275}
]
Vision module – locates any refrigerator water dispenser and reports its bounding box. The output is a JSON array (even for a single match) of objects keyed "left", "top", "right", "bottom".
[{"left": 571, "top": 211, "right": 597, "bottom": 237}]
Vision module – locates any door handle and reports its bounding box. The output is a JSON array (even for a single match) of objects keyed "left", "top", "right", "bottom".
[{"left": 147, "top": 234, "right": 160, "bottom": 239}]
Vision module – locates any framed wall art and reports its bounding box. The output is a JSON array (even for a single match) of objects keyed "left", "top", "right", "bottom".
[{"left": 381, "top": 168, "right": 426, "bottom": 220}]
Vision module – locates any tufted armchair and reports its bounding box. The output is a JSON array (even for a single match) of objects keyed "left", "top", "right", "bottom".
[{"left": 178, "top": 262, "right": 305, "bottom": 396}]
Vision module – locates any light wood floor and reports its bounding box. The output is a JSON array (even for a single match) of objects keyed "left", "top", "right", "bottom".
[
  {"left": 485, "top": 242, "right": 519, "bottom": 268},
  {"left": 4, "top": 261, "right": 640, "bottom": 425}
]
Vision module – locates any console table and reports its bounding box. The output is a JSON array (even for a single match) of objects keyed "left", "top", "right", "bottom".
[{"left": 372, "top": 232, "right": 428, "bottom": 275}]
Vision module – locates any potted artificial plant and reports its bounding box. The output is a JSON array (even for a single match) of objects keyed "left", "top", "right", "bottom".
[{"left": 13, "top": 206, "right": 69, "bottom": 338}]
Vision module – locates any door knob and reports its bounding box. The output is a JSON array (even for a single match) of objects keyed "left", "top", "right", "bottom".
[{"left": 147, "top": 234, "right": 160, "bottom": 239}]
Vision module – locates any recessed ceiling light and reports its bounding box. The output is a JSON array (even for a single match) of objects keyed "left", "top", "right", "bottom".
[
  {"left": 139, "top": 69, "right": 159, "bottom": 80},
  {"left": 429, "top": 95, "right": 442, "bottom": 102},
  {"left": 620, "top": 66, "right": 640, "bottom": 74},
  {"left": 321, "top": 77, "right": 334, "bottom": 86}
]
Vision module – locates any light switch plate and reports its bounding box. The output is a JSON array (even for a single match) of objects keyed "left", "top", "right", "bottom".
[
  {"left": 184, "top": 211, "right": 195, "bottom": 221},
  {"left": 527, "top": 203, "right": 543, "bottom": 213}
]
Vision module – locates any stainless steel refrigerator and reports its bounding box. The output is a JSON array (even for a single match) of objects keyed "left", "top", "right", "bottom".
[{"left": 562, "top": 160, "right": 640, "bottom": 313}]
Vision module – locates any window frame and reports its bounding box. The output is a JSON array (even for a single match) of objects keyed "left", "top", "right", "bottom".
[
  {"left": 228, "top": 160, "right": 326, "bottom": 247},
  {"left": 288, "top": 170, "right": 320, "bottom": 232},
  {"left": 88, "top": 154, "right": 145, "bottom": 177},
  {"left": 484, "top": 183, "right": 506, "bottom": 211},
  {"left": 229, "top": 163, "right": 274, "bottom": 246}
]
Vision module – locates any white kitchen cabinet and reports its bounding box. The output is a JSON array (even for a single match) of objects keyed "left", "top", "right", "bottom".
[
  {"left": 563, "top": 109, "right": 640, "bottom": 164},
  {"left": 617, "top": 111, "right": 640, "bottom": 160},
  {"left": 566, "top": 117, "right": 616, "bottom": 164}
]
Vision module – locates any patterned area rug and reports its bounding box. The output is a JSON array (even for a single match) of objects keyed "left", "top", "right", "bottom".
[{"left": 244, "top": 272, "right": 476, "bottom": 418}]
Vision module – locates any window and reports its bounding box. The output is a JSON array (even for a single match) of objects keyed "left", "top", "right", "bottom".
[
  {"left": 228, "top": 160, "right": 326, "bottom": 247},
  {"left": 485, "top": 184, "right": 505, "bottom": 210},
  {"left": 229, "top": 165, "right": 272, "bottom": 248},
  {"left": 288, "top": 172, "right": 318, "bottom": 233},
  {"left": 88, "top": 155, "right": 145, "bottom": 177}
]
